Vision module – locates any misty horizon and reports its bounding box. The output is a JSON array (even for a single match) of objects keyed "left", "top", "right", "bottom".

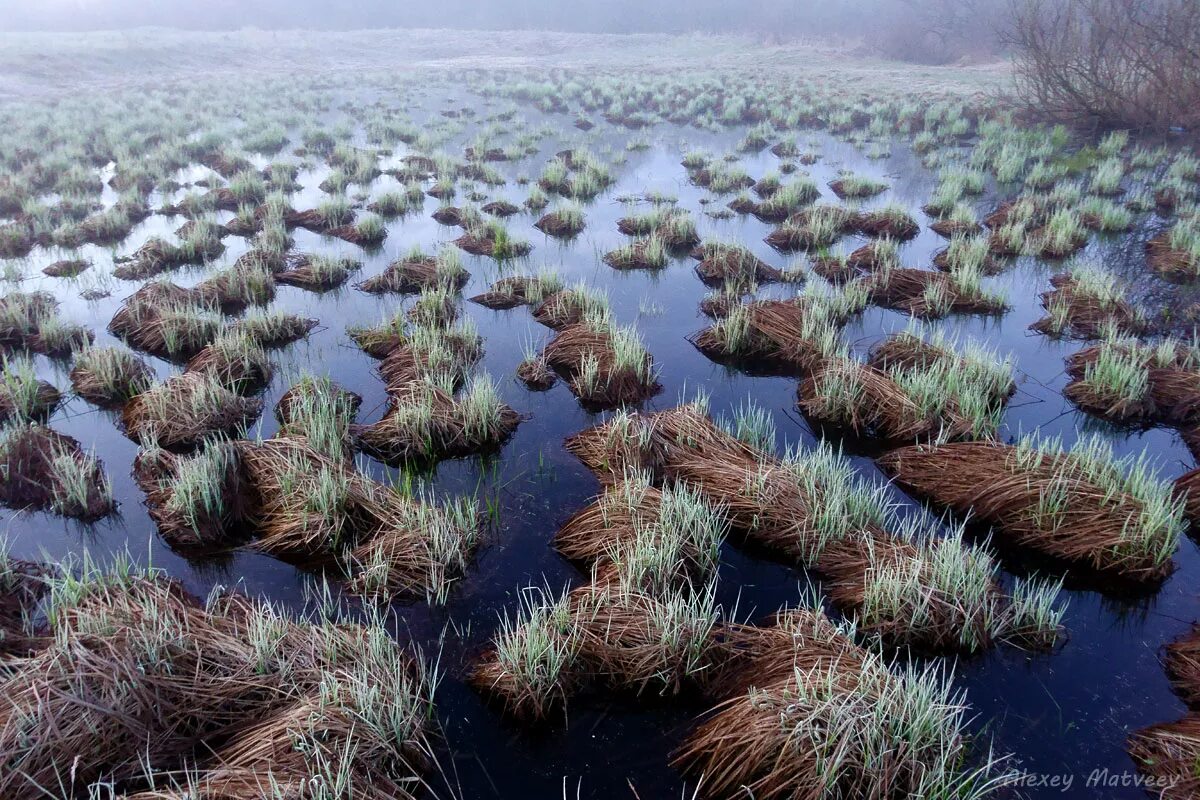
[{"left": 3, "top": 0, "right": 953, "bottom": 38}]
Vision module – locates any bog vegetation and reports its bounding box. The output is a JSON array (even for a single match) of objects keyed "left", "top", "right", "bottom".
[{"left": 0, "top": 16, "right": 1197, "bottom": 800}]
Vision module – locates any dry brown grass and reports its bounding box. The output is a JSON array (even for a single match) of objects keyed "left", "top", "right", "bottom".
[
  {"left": 798, "top": 358, "right": 935, "bottom": 440},
  {"left": 123, "top": 372, "right": 263, "bottom": 450},
  {"left": 879, "top": 440, "right": 1178, "bottom": 580},
  {"left": 689, "top": 299, "right": 830, "bottom": 372},
  {"left": 1128, "top": 714, "right": 1200, "bottom": 800},
  {"left": 353, "top": 381, "right": 521, "bottom": 465},
  {"left": 540, "top": 323, "right": 660, "bottom": 408},
  {"left": 0, "top": 557, "right": 49, "bottom": 657},
  {"left": 1030, "top": 274, "right": 1143, "bottom": 339},
  {"left": 1165, "top": 626, "right": 1200, "bottom": 709},
  {"left": 0, "top": 425, "right": 112, "bottom": 521},
  {"left": 0, "top": 572, "right": 437, "bottom": 799},
  {"left": 1175, "top": 467, "right": 1200, "bottom": 525}
]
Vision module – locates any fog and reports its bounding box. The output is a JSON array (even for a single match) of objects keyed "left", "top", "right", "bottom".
[{"left": 4, "top": 0, "right": 1008, "bottom": 63}]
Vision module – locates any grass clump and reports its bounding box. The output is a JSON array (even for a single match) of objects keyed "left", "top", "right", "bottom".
[
  {"left": 107, "top": 282, "right": 221, "bottom": 360},
  {"left": 1031, "top": 264, "right": 1143, "bottom": 339},
  {"left": 0, "top": 560, "right": 442, "bottom": 796},
  {"left": 539, "top": 316, "right": 661, "bottom": 409},
  {"left": 603, "top": 233, "right": 669, "bottom": 270},
  {"left": 830, "top": 171, "right": 888, "bottom": 199},
  {"left": 675, "top": 606, "right": 1012, "bottom": 799},
  {"left": 123, "top": 371, "right": 263, "bottom": 450},
  {"left": 0, "top": 355, "right": 61, "bottom": 423},
  {"left": 359, "top": 245, "right": 469, "bottom": 294},
  {"left": 184, "top": 332, "right": 272, "bottom": 395},
  {"left": 1147, "top": 215, "right": 1200, "bottom": 279},
  {"left": 275, "top": 253, "right": 362, "bottom": 291},
  {"left": 0, "top": 290, "right": 93, "bottom": 357},
  {"left": 534, "top": 201, "right": 586, "bottom": 238},
  {"left": 354, "top": 374, "right": 522, "bottom": 466},
  {"left": 0, "top": 424, "right": 113, "bottom": 520},
  {"left": 865, "top": 261, "right": 1007, "bottom": 319},
  {"left": 1064, "top": 334, "right": 1200, "bottom": 426},
  {"left": 765, "top": 204, "right": 856, "bottom": 251},
  {"left": 469, "top": 270, "right": 564, "bottom": 310},
  {"left": 472, "top": 587, "right": 584, "bottom": 719},
  {"left": 880, "top": 432, "right": 1185, "bottom": 582},
  {"left": 690, "top": 289, "right": 863, "bottom": 373},
  {"left": 69, "top": 346, "right": 153, "bottom": 407}
]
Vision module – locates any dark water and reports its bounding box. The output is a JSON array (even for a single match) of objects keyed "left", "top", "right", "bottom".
[{"left": 4, "top": 84, "right": 1198, "bottom": 799}]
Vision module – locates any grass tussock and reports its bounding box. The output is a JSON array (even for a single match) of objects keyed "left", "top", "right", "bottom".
[
  {"left": 358, "top": 246, "right": 469, "bottom": 294},
  {"left": 136, "top": 440, "right": 247, "bottom": 551},
  {"left": 692, "top": 241, "right": 789, "bottom": 286},
  {"left": 531, "top": 284, "right": 612, "bottom": 330},
  {"left": 564, "top": 402, "right": 1064, "bottom": 653},
  {"left": 539, "top": 320, "right": 661, "bottom": 409},
  {"left": 0, "top": 355, "right": 61, "bottom": 423},
  {"left": 112, "top": 222, "right": 225, "bottom": 279},
  {"left": 1147, "top": 216, "right": 1200, "bottom": 279},
  {"left": 0, "top": 424, "right": 113, "bottom": 521},
  {"left": 1163, "top": 626, "right": 1200, "bottom": 710},
  {"left": 1031, "top": 266, "right": 1143, "bottom": 339},
  {"left": 454, "top": 219, "right": 532, "bottom": 260},
  {"left": 381, "top": 321, "right": 483, "bottom": 390},
  {"left": 764, "top": 204, "right": 856, "bottom": 252},
  {"left": 880, "top": 434, "right": 1184, "bottom": 582},
  {"left": 689, "top": 290, "right": 863, "bottom": 373},
  {"left": 469, "top": 270, "right": 564, "bottom": 310},
  {"left": 674, "top": 606, "right": 1010, "bottom": 800},
  {"left": 274, "top": 253, "right": 362, "bottom": 291},
  {"left": 535, "top": 202, "right": 586, "bottom": 238},
  {"left": 108, "top": 282, "right": 221, "bottom": 360},
  {"left": 800, "top": 325, "right": 1016, "bottom": 442},
  {"left": 184, "top": 333, "right": 272, "bottom": 395},
  {"left": 275, "top": 376, "right": 362, "bottom": 460},
  {"left": 0, "top": 290, "right": 93, "bottom": 357},
  {"left": 353, "top": 375, "right": 522, "bottom": 466},
  {"left": 122, "top": 371, "right": 263, "bottom": 450},
  {"left": 603, "top": 234, "right": 670, "bottom": 271},
  {"left": 240, "top": 436, "right": 478, "bottom": 601},
  {"left": 864, "top": 262, "right": 1006, "bottom": 319},
  {"left": 1064, "top": 336, "right": 1200, "bottom": 425},
  {"left": 472, "top": 586, "right": 582, "bottom": 719},
  {"left": 0, "top": 561, "right": 441, "bottom": 798},
  {"left": 616, "top": 207, "right": 700, "bottom": 249},
  {"left": 69, "top": 346, "right": 153, "bottom": 407},
  {"left": 229, "top": 310, "right": 318, "bottom": 348}
]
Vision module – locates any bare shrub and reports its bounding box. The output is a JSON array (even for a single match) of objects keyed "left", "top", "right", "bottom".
[{"left": 1008, "top": 0, "right": 1200, "bottom": 130}]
